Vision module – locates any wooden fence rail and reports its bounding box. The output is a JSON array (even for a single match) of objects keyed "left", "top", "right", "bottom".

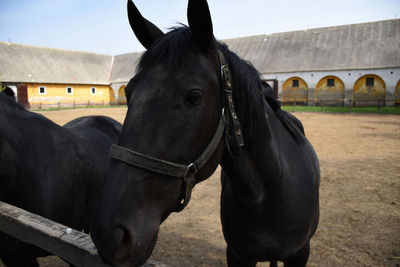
[{"left": 0, "top": 201, "right": 166, "bottom": 267}]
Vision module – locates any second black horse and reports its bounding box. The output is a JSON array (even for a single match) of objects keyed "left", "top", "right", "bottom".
[{"left": 0, "top": 94, "right": 121, "bottom": 267}]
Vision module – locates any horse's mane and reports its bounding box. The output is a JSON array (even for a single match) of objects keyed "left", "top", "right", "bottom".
[
  {"left": 217, "top": 43, "right": 306, "bottom": 145},
  {"left": 135, "top": 26, "right": 305, "bottom": 145}
]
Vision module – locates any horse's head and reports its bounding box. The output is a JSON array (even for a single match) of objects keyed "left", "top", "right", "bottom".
[{"left": 91, "top": 1, "right": 234, "bottom": 266}]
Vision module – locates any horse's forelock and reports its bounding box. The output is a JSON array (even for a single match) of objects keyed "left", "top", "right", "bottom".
[{"left": 137, "top": 26, "right": 195, "bottom": 73}]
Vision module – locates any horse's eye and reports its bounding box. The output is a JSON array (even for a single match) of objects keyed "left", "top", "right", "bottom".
[{"left": 185, "top": 90, "right": 203, "bottom": 106}]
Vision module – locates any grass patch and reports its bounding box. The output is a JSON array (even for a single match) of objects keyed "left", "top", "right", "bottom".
[
  {"left": 31, "top": 104, "right": 400, "bottom": 114},
  {"left": 282, "top": 105, "right": 400, "bottom": 114}
]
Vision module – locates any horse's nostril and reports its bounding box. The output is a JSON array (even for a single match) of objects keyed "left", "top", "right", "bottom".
[
  {"left": 115, "top": 226, "right": 130, "bottom": 246},
  {"left": 112, "top": 225, "right": 135, "bottom": 262}
]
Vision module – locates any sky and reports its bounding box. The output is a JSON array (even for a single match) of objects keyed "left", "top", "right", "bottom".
[{"left": 0, "top": 0, "right": 399, "bottom": 55}]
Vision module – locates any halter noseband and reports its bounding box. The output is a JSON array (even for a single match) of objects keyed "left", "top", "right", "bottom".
[{"left": 109, "top": 50, "right": 244, "bottom": 212}]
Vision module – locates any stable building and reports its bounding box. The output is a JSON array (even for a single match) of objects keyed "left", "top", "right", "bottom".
[
  {"left": 223, "top": 19, "right": 400, "bottom": 105},
  {"left": 0, "top": 43, "right": 114, "bottom": 108},
  {"left": 1, "top": 19, "right": 399, "bottom": 107}
]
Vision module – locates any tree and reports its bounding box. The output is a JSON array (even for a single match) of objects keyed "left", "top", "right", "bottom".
[{"left": 0, "top": 83, "right": 6, "bottom": 93}]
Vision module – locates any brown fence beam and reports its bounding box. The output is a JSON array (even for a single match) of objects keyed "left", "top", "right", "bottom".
[{"left": 0, "top": 201, "right": 166, "bottom": 267}]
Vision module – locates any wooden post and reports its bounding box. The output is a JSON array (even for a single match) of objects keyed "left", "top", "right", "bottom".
[{"left": 0, "top": 201, "right": 166, "bottom": 267}]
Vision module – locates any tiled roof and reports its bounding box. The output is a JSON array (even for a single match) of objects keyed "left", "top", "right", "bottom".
[
  {"left": 0, "top": 42, "right": 112, "bottom": 84},
  {"left": 111, "top": 52, "right": 143, "bottom": 83},
  {"left": 1, "top": 20, "right": 398, "bottom": 84},
  {"left": 223, "top": 19, "right": 400, "bottom": 73}
]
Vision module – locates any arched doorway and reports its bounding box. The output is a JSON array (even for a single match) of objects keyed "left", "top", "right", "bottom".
[
  {"left": 395, "top": 80, "right": 400, "bottom": 106},
  {"left": 17, "top": 84, "right": 29, "bottom": 109},
  {"left": 118, "top": 86, "right": 127, "bottom": 105},
  {"left": 353, "top": 74, "right": 386, "bottom": 105},
  {"left": 109, "top": 88, "right": 116, "bottom": 104},
  {"left": 282, "top": 77, "right": 308, "bottom": 103},
  {"left": 316, "top": 76, "right": 345, "bottom": 104}
]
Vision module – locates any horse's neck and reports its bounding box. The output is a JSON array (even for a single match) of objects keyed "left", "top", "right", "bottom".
[{"left": 220, "top": 101, "right": 282, "bottom": 205}]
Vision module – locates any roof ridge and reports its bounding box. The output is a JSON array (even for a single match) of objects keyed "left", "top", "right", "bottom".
[
  {"left": 114, "top": 51, "right": 144, "bottom": 57},
  {"left": 221, "top": 19, "right": 400, "bottom": 42},
  {"left": 0, "top": 41, "right": 111, "bottom": 57}
]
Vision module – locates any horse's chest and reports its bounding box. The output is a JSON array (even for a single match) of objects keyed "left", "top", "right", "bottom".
[{"left": 221, "top": 193, "right": 306, "bottom": 260}]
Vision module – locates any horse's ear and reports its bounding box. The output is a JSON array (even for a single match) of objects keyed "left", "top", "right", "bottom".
[
  {"left": 127, "top": 0, "right": 164, "bottom": 49},
  {"left": 187, "top": 0, "right": 214, "bottom": 49}
]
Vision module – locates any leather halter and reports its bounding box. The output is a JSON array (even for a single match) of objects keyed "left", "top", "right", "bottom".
[{"left": 109, "top": 50, "right": 244, "bottom": 212}]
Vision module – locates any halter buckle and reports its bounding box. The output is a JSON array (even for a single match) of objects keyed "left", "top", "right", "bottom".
[
  {"left": 221, "top": 64, "right": 232, "bottom": 89},
  {"left": 184, "top": 163, "right": 197, "bottom": 179},
  {"left": 175, "top": 163, "right": 197, "bottom": 212}
]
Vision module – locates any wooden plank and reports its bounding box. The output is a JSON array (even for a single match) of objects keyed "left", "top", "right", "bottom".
[{"left": 0, "top": 201, "right": 166, "bottom": 267}]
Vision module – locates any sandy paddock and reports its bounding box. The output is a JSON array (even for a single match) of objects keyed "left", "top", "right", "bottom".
[{"left": 2, "top": 108, "right": 399, "bottom": 266}]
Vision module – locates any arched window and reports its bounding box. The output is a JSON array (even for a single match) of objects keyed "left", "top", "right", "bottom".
[
  {"left": 353, "top": 74, "right": 386, "bottom": 105},
  {"left": 281, "top": 77, "right": 308, "bottom": 103},
  {"left": 395, "top": 80, "right": 400, "bottom": 105}
]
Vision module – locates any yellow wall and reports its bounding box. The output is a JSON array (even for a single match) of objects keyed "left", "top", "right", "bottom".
[
  {"left": 109, "top": 88, "right": 116, "bottom": 104},
  {"left": 316, "top": 76, "right": 345, "bottom": 102},
  {"left": 353, "top": 75, "right": 386, "bottom": 101},
  {"left": 27, "top": 83, "right": 113, "bottom": 105},
  {"left": 282, "top": 77, "right": 308, "bottom": 102},
  {"left": 395, "top": 80, "right": 400, "bottom": 104},
  {"left": 118, "top": 86, "right": 127, "bottom": 104}
]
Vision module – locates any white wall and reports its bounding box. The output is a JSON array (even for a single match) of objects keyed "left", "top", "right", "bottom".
[{"left": 262, "top": 68, "right": 400, "bottom": 104}]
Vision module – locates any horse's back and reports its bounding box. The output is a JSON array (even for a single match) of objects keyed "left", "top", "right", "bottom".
[
  {"left": 63, "top": 116, "right": 122, "bottom": 178},
  {"left": 64, "top": 115, "right": 121, "bottom": 143}
]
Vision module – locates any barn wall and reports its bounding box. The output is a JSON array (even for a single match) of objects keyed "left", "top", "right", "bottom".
[
  {"left": 110, "top": 82, "right": 126, "bottom": 105},
  {"left": 117, "top": 86, "right": 127, "bottom": 104},
  {"left": 395, "top": 80, "right": 400, "bottom": 104},
  {"left": 353, "top": 75, "right": 386, "bottom": 104},
  {"left": 281, "top": 77, "right": 308, "bottom": 103},
  {"left": 316, "top": 76, "right": 345, "bottom": 104},
  {"left": 262, "top": 68, "right": 400, "bottom": 106},
  {"left": 109, "top": 89, "right": 116, "bottom": 104},
  {"left": 27, "top": 83, "right": 113, "bottom": 105}
]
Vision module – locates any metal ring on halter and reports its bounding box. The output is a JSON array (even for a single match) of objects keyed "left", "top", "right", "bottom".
[{"left": 184, "top": 163, "right": 197, "bottom": 179}]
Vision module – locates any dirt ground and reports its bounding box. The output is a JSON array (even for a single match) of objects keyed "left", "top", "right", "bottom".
[{"left": 4, "top": 108, "right": 400, "bottom": 267}]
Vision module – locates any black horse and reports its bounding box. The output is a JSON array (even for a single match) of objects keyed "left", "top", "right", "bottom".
[
  {"left": 91, "top": 1, "right": 320, "bottom": 266},
  {"left": 0, "top": 94, "right": 121, "bottom": 267}
]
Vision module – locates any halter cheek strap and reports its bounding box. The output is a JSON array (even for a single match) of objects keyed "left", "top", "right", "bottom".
[{"left": 217, "top": 50, "right": 245, "bottom": 149}]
